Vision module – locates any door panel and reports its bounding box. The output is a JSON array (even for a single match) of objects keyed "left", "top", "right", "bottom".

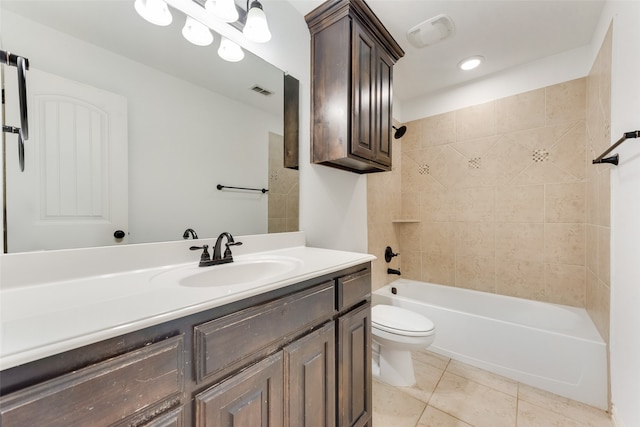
[{"left": 4, "top": 68, "right": 128, "bottom": 252}]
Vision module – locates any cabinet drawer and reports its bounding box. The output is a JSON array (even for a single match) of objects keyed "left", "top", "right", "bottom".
[
  {"left": 336, "top": 268, "right": 371, "bottom": 311},
  {"left": 0, "top": 336, "right": 184, "bottom": 427},
  {"left": 194, "top": 282, "right": 334, "bottom": 383}
]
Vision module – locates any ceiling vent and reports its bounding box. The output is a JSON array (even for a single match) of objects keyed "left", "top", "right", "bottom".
[
  {"left": 406, "top": 14, "right": 455, "bottom": 48},
  {"left": 250, "top": 85, "right": 274, "bottom": 96}
]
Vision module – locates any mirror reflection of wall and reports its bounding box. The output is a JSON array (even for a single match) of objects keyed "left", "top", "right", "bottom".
[{"left": 1, "top": 1, "right": 298, "bottom": 254}]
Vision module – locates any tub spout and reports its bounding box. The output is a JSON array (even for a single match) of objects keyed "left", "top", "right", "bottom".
[{"left": 387, "top": 268, "right": 401, "bottom": 275}]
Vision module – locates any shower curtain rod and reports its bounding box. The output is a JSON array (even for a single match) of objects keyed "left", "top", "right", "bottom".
[{"left": 592, "top": 130, "right": 640, "bottom": 166}]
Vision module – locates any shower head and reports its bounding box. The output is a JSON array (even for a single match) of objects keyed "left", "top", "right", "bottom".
[{"left": 392, "top": 125, "right": 407, "bottom": 139}]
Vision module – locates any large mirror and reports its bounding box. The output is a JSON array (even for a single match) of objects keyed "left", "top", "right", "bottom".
[{"left": 1, "top": 0, "right": 299, "bottom": 253}]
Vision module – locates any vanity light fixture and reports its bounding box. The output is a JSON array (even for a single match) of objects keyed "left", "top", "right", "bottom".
[
  {"left": 134, "top": 0, "right": 172, "bottom": 26},
  {"left": 182, "top": 16, "right": 214, "bottom": 46},
  {"left": 218, "top": 37, "right": 245, "bottom": 62},
  {"left": 243, "top": 0, "right": 272, "bottom": 43},
  {"left": 205, "top": 0, "right": 239, "bottom": 23},
  {"left": 458, "top": 55, "right": 484, "bottom": 71}
]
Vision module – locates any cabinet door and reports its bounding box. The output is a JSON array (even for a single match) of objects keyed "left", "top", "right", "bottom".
[
  {"left": 374, "top": 50, "right": 393, "bottom": 167},
  {"left": 337, "top": 303, "right": 372, "bottom": 427},
  {"left": 351, "top": 21, "right": 376, "bottom": 162},
  {"left": 195, "top": 352, "right": 284, "bottom": 427},
  {"left": 0, "top": 336, "right": 184, "bottom": 427},
  {"left": 284, "top": 322, "right": 336, "bottom": 427}
]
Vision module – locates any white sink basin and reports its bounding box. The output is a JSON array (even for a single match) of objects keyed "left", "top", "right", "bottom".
[{"left": 151, "top": 255, "right": 303, "bottom": 290}]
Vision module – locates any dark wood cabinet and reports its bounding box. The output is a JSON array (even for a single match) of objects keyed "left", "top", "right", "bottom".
[
  {"left": 337, "top": 303, "right": 372, "bottom": 427},
  {"left": 306, "top": 0, "right": 404, "bottom": 174},
  {"left": 284, "top": 321, "right": 336, "bottom": 427},
  {"left": 195, "top": 352, "right": 285, "bottom": 427},
  {"left": 0, "top": 263, "right": 372, "bottom": 427},
  {"left": 0, "top": 336, "right": 185, "bottom": 427}
]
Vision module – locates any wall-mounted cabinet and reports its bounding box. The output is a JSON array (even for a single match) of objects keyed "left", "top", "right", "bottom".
[{"left": 306, "top": 0, "right": 404, "bottom": 174}]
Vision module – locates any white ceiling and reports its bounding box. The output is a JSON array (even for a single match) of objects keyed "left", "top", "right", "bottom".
[{"left": 289, "top": 0, "right": 605, "bottom": 102}]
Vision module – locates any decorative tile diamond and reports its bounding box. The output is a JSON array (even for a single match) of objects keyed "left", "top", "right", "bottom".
[
  {"left": 418, "top": 164, "right": 430, "bottom": 175},
  {"left": 532, "top": 149, "right": 550, "bottom": 162},
  {"left": 468, "top": 157, "right": 481, "bottom": 169},
  {"left": 270, "top": 170, "right": 280, "bottom": 181}
]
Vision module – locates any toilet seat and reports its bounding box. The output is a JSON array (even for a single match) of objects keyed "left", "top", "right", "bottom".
[{"left": 372, "top": 305, "right": 435, "bottom": 337}]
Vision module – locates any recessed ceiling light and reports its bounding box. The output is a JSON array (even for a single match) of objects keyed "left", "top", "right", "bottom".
[{"left": 458, "top": 55, "right": 484, "bottom": 71}]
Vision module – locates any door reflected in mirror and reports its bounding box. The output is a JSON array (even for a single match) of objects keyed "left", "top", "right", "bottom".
[{"left": 1, "top": 0, "right": 298, "bottom": 253}]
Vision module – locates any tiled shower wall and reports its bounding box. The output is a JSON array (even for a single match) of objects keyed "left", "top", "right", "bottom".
[
  {"left": 268, "top": 132, "right": 299, "bottom": 233},
  {"left": 585, "top": 24, "right": 612, "bottom": 342},
  {"left": 369, "top": 78, "right": 592, "bottom": 308}
]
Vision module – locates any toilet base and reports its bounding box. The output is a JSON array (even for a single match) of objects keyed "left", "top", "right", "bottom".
[{"left": 376, "top": 346, "right": 416, "bottom": 387}]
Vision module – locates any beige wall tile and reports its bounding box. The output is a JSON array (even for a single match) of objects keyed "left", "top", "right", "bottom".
[
  {"left": 421, "top": 111, "right": 456, "bottom": 147},
  {"left": 422, "top": 252, "right": 455, "bottom": 286},
  {"left": 546, "top": 78, "right": 587, "bottom": 125},
  {"left": 586, "top": 224, "right": 598, "bottom": 275},
  {"left": 401, "top": 192, "right": 420, "bottom": 219},
  {"left": 545, "top": 182, "right": 586, "bottom": 223},
  {"left": 549, "top": 121, "right": 586, "bottom": 179},
  {"left": 455, "top": 187, "right": 495, "bottom": 222},
  {"left": 268, "top": 193, "right": 287, "bottom": 218},
  {"left": 402, "top": 250, "right": 422, "bottom": 281},
  {"left": 495, "top": 223, "right": 544, "bottom": 262},
  {"left": 496, "top": 88, "right": 546, "bottom": 134},
  {"left": 455, "top": 255, "right": 496, "bottom": 292},
  {"left": 397, "top": 222, "right": 421, "bottom": 253},
  {"left": 429, "top": 146, "right": 469, "bottom": 189},
  {"left": 495, "top": 259, "right": 546, "bottom": 300},
  {"left": 402, "top": 150, "right": 445, "bottom": 194},
  {"left": 401, "top": 118, "right": 423, "bottom": 152},
  {"left": 420, "top": 221, "right": 455, "bottom": 255},
  {"left": 597, "top": 169, "right": 611, "bottom": 227},
  {"left": 586, "top": 270, "right": 610, "bottom": 342},
  {"left": 597, "top": 226, "right": 610, "bottom": 287},
  {"left": 456, "top": 101, "right": 496, "bottom": 142},
  {"left": 421, "top": 188, "right": 457, "bottom": 223},
  {"left": 544, "top": 263, "right": 586, "bottom": 307},
  {"left": 544, "top": 223, "right": 586, "bottom": 266},
  {"left": 451, "top": 135, "right": 500, "bottom": 159},
  {"left": 455, "top": 222, "right": 495, "bottom": 257},
  {"left": 495, "top": 185, "right": 544, "bottom": 223}
]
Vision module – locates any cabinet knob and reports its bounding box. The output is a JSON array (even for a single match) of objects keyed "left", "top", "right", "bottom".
[{"left": 114, "top": 230, "right": 126, "bottom": 239}]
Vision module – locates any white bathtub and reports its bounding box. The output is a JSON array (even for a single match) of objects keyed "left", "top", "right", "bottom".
[{"left": 373, "top": 279, "right": 608, "bottom": 409}]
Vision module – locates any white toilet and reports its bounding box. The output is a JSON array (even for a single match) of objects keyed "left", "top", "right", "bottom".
[{"left": 371, "top": 304, "right": 436, "bottom": 387}]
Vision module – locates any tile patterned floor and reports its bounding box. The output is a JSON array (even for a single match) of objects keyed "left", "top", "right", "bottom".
[{"left": 373, "top": 350, "right": 613, "bottom": 427}]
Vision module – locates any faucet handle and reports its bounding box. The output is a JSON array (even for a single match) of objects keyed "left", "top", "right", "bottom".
[
  {"left": 190, "top": 245, "right": 210, "bottom": 263},
  {"left": 223, "top": 241, "right": 243, "bottom": 258}
]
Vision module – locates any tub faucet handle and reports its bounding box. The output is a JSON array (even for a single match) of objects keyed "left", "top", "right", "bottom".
[{"left": 385, "top": 246, "right": 399, "bottom": 263}]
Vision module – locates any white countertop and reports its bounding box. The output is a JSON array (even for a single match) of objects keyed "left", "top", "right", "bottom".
[{"left": 0, "top": 233, "right": 375, "bottom": 370}]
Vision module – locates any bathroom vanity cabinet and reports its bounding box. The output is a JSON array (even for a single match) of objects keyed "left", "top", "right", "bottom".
[
  {"left": 0, "top": 263, "right": 372, "bottom": 427},
  {"left": 306, "top": 0, "right": 404, "bottom": 174}
]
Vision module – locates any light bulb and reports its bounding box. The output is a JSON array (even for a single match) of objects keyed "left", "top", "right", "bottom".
[
  {"left": 205, "top": 0, "right": 239, "bottom": 23},
  {"left": 458, "top": 55, "right": 484, "bottom": 71},
  {"left": 134, "top": 0, "right": 172, "bottom": 26},
  {"left": 182, "top": 16, "right": 214, "bottom": 46},
  {"left": 243, "top": 0, "right": 271, "bottom": 43},
  {"left": 218, "top": 37, "right": 245, "bottom": 62}
]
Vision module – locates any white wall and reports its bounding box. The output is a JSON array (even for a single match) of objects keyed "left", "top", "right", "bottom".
[
  {"left": 594, "top": 2, "right": 640, "bottom": 426},
  {"left": 181, "top": 0, "right": 369, "bottom": 253},
  {"left": 399, "top": 45, "right": 592, "bottom": 122},
  {"left": 2, "top": 11, "right": 280, "bottom": 248}
]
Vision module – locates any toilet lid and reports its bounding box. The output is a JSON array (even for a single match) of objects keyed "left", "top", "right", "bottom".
[{"left": 372, "top": 305, "right": 435, "bottom": 336}]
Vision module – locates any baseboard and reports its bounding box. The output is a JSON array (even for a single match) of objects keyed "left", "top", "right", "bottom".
[{"left": 611, "top": 405, "right": 626, "bottom": 427}]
